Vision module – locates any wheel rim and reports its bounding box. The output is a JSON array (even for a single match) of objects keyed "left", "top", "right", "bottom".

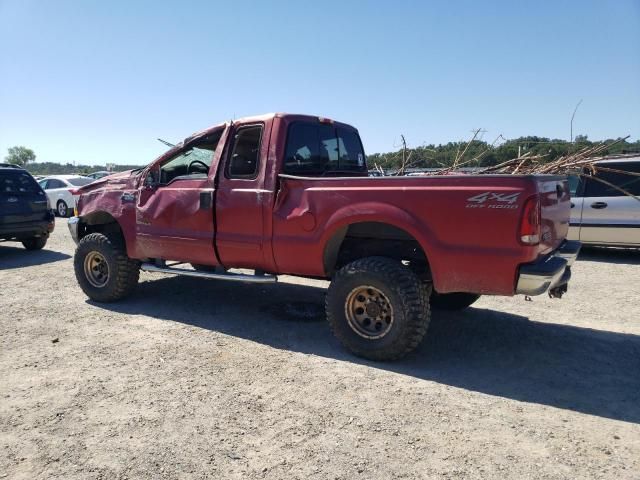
[
  {"left": 84, "top": 251, "right": 109, "bottom": 288},
  {"left": 58, "top": 202, "right": 66, "bottom": 216},
  {"left": 345, "top": 285, "right": 394, "bottom": 339}
]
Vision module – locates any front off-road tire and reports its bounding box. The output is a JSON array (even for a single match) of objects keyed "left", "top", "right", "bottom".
[
  {"left": 74, "top": 233, "right": 140, "bottom": 302},
  {"left": 326, "top": 256, "right": 431, "bottom": 361},
  {"left": 22, "top": 236, "right": 47, "bottom": 250},
  {"left": 430, "top": 292, "right": 480, "bottom": 311}
]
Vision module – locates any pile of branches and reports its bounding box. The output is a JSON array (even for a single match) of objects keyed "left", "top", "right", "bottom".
[
  {"left": 427, "top": 136, "right": 639, "bottom": 200},
  {"left": 474, "top": 136, "right": 629, "bottom": 175}
]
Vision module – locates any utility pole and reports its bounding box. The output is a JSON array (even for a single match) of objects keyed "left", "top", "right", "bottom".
[{"left": 570, "top": 99, "right": 583, "bottom": 143}]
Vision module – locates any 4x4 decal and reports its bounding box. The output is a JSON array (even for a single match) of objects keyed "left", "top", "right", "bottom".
[{"left": 466, "top": 192, "right": 520, "bottom": 209}]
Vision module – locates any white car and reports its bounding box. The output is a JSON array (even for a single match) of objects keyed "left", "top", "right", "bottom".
[
  {"left": 568, "top": 157, "right": 640, "bottom": 247},
  {"left": 38, "top": 175, "right": 94, "bottom": 217}
]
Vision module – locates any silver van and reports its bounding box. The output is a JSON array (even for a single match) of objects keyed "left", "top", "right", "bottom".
[{"left": 568, "top": 157, "right": 640, "bottom": 247}]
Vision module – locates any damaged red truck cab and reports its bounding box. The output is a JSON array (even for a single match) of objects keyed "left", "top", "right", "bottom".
[{"left": 69, "top": 113, "right": 580, "bottom": 360}]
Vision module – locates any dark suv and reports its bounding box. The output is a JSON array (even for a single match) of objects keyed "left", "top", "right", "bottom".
[{"left": 0, "top": 164, "right": 55, "bottom": 250}]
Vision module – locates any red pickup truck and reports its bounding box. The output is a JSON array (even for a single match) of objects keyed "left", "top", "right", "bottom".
[{"left": 69, "top": 113, "right": 580, "bottom": 360}]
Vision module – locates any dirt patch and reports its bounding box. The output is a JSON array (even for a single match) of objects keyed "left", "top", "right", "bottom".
[{"left": 1, "top": 221, "right": 639, "bottom": 479}]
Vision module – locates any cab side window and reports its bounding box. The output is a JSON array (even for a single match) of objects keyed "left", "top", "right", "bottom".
[
  {"left": 159, "top": 131, "right": 222, "bottom": 184},
  {"left": 226, "top": 125, "right": 263, "bottom": 179}
]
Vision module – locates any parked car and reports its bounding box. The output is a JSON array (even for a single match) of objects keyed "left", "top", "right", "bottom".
[
  {"left": 0, "top": 164, "right": 55, "bottom": 250},
  {"left": 68, "top": 113, "right": 579, "bottom": 361},
  {"left": 87, "top": 171, "right": 112, "bottom": 180},
  {"left": 38, "top": 175, "right": 94, "bottom": 217},
  {"left": 568, "top": 157, "right": 640, "bottom": 247}
]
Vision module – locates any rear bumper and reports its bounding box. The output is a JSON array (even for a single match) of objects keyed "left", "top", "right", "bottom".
[
  {"left": 0, "top": 219, "right": 53, "bottom": 240},
  {"left": 515, "top": 240, "right": 581, "bottom": 296},
  {"left": 0, "top": 210, "right": 55, "bottom": 240}
]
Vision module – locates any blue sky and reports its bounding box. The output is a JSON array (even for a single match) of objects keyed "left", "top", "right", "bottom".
[{"left": 1, "top": 0, "right": 639, "bottom": 166}]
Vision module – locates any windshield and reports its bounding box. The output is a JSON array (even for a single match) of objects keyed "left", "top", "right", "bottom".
[
  {"left": 284, "top": 122, "right": 367, "bottom": 176},
  {"left": 68, "top": 177, "right": 95, "bottom": 186},
  {"left": 158, "top": 130, "right": 222, "bottom": 184}
]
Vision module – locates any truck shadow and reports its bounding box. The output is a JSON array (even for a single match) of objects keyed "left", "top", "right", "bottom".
[
  {"left": 93, "top": 276, "right": 640, "bottom": 424},
  {"left": 578, "top": 246, "right": 640, "bottom": 265},
  {"left": 0, "top": 245, "right": 71, "bottom": 270}
]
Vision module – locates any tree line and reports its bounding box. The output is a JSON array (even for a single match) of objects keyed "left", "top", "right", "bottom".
[
  {"left": 2, "top": 146, "right": 141, "bottom": 175},
  {"left": 367, "top": 135, "right": 640, "bottom": 171},
  {"left": 23, "top": 161, "right": 142, "bottom": 176},
  {"left": 4, "top": 135, "right": 639, "bottom": 175}
]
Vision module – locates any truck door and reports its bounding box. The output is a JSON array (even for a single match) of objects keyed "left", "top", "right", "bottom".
[
  {"left": 135, "top": 130, "right": 224, "bottom": 264},
  {"left": 215, "top": 123, "right": 272, "bottom": 269},
  {"left": 578, "top": 162, "right": 640, "bottom": 245}
]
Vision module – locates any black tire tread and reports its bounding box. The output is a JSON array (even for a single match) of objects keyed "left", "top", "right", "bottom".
[
  {"left": 326, "top": 256, "right": 430, "bottom": 361},
  {"left": 74, "top": 232, "right": 139, "bottom": 302},
  {"left": 22, "top": 236, "right": 47, "bottom": 250}
]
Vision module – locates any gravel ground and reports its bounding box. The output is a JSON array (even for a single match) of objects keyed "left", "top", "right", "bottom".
[{"left": 1, "top": 219, "right": 639, "bottom": 479}]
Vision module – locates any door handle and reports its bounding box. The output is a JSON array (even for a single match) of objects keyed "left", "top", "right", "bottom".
[{"left": 590, "top": 202, "right": 608, "bottom": 209}]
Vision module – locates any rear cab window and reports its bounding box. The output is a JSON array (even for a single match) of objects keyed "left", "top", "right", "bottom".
[{"left": 284, "top": 122, "right": 367, "bottom": 176}]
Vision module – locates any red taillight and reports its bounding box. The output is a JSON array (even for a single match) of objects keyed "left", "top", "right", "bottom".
[
  {"left": 519, "top": 196, "right": 540, "bottom": 245},
  {"left": 69, "top": 188, "right": 80, "bottom": 195}
]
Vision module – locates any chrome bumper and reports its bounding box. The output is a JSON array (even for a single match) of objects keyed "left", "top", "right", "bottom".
[
  {"left": 515, "top": 240, "right": 581, "bottom": 296},
  {"left": 68, "top": 216, "right": 80, "bottom": 245}
]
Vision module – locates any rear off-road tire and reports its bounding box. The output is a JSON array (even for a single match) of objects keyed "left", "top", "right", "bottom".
[
  {"left": 74, "top": 233, "right": 140, "bottom": 302},
  {"left": 326, "top": 256, "right": 431, "bottom": 361}
]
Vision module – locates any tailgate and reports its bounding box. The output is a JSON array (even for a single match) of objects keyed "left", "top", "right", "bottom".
[{"left": 537, "top": 176, "right": 571, "bottom": 254}]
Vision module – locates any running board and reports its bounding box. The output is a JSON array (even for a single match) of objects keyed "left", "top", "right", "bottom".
[{"left": 140, "top": 263, "right": 277, "bottom": 284}]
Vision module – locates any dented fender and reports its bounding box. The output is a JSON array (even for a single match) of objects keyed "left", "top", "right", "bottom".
[{"left": 75, "top": 171, "right": 140, "bottom": 257}]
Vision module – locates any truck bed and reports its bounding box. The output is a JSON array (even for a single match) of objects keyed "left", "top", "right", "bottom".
[{"left": 271, "top": 173, "right": 571, "bottom": 296}]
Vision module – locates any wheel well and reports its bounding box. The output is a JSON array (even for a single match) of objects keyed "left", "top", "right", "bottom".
[
  {"left": 324, "top": 222, "right": 431, "bottom": 279},
  {"left": 78, "top": 212, "right": 125, "bottom": 243}
]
